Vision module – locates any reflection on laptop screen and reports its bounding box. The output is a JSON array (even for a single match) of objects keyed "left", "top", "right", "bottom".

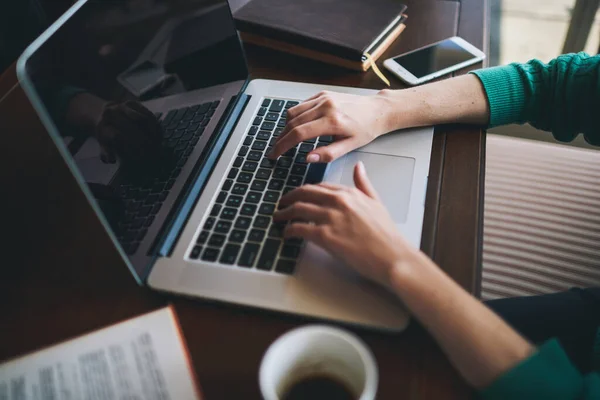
[{"left": 22, "top": 0, "right": 248, "bottom": 275}]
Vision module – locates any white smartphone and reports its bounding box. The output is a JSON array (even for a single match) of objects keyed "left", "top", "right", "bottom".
[{"left": 383, "top": 36, "right": 485, "bottom": 85}]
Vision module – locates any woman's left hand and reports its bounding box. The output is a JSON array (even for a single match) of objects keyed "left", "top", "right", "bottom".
[{"left": 273, "top": 161, "right": 417, "bottom": 288}]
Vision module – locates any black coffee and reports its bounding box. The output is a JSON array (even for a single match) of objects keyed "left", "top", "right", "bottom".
[{"left": 282, "top": 376, "right": 355, "bottom": 400}]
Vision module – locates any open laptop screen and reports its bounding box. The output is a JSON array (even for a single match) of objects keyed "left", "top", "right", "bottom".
[{"left": 19, "top": 0, "right": 248, "bottom": 278}]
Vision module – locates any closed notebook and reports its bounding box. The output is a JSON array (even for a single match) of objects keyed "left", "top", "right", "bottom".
[{"left": 234, "top": 0, "right": 408, "bottom": 71}]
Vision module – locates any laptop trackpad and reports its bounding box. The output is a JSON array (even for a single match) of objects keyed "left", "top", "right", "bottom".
[{"left": 325, "top": 151, "right": 415, "bottom": 223}]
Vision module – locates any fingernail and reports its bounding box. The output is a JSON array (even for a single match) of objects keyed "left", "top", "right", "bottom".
[{"left": 307, "top": 153, "right": 320, "bottom": 163}]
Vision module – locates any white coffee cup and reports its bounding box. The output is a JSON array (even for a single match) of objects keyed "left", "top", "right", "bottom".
[{"left": 259, "top": 325, "right": 378, "bottom": 400}]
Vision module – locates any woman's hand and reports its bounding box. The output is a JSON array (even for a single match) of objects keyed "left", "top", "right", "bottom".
[
  {"left": 268, "top": 91, "right": 394, "bottom": 163},
  {"left": 273, "top": 161, "right": 416, "bottom": 288}
]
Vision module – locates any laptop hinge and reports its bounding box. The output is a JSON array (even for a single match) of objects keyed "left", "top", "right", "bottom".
[{"left": 155, "top": 93, "right": 251, "bottom": 261}]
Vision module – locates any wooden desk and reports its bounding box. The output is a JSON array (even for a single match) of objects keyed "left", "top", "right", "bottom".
[{"left": 0, "top": 0, "right": 487, "bottom": 398}]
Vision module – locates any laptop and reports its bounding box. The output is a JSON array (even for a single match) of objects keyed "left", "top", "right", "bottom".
[{"left": 18, "top": 0, "right": 433, "bottom": 331}]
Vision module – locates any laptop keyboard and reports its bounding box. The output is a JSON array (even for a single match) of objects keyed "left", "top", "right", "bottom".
[
  {"left": 188, "top": 98, "right": 329, "bottom": 274},
  {"left": 116, "top": 100, "right": 220, "bottom": 255}
]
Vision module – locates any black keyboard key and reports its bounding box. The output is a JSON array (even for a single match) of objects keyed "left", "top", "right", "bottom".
[
  {"left": 248, "top": 126, "right": 258, "bottom": 136},
  {"left": 228, "top": 168, "right": 239, "bottom": 179},
  {"left": 204, "top": 217, "right": 216, "bottom": 230},
  {"left": 291, "top": 165, "right": 307, "bottom": 176},
  {"left": 243, "top": 136, "right": 253, "bottom": 146},
  {"left": 285, "top": 101, "right": 299, "bottom": 109},
  {"left": 239, "top": 243, "right": 260, "bottom": 268},
  {"left": 164, "top": 129, "right": 175, "bottom": 139},
  {"left": 246, "top": 191, "right": 261, "bottom": 204},
  {"left": 263, "top": 191, "right": 280, "bottom": 203},
  {"left": 248, "top": 150, "right": 262, "bottom": 162},
  {"left": 242, "top": 161, "right": 258, "bottom": 172},
  {"left": 269, "top": 137, "right": 278, "bottom": 147},
  {"left": 254, "top": 215, "right": 271, "bottom": 228},
  {"left": 208, "top": 233, "right": 226, "bottom": 247},
  {"left": 221, "top": 208, "right": 237, "bottom": 220},
  {"left": 305, "top": 163, "right": 327, "bottom": 184},
  {"left": 269, "top": 100, "right": 285, "bottom": 112},
  {"left": 144, "top": 215, "right": 155, "bottom": 227},
  {"left": 222, "top": 179, "right": 234, "bottom": 191},
  {"left": 220, "top": 244, "right": 241, "bottom": 265},
  {"left": 198, "top": 103, "right": 211, "bottom": 114},
  {"left": 229, "top": 229, "right": 246, "bottom": 243},
  {"left": 273, "top": 168, "right": 288, "bottom": 179},
  {"left": 259, "top": 203, "right": 276, "bottom": 215},
  {"left": 283, "top": 186, "right": 295, "bottom": 196},
  {"left": 232, "top": 183, "right": 248, "bottom": 195},
  {"left": 210, "top": 100, "right": 220, "bottom": 109},
  {"left": 237, "top": 172, "right": 253, "bottom": 184},
  {"left": 197, "top": 231, "right": 209, "bottom": 244},
  {"left": 265, "top": 112, "right": 279, "bottom": 121},
  {"left": 163, "top": 109, "right": 178, "bottom": 125},
  {"left": 214, "top": 220, "right": 232, "bottom": 234},
  {"left": 277, "top": 157, "right": 293, "bottom": 168},
  {"left": 201, "top": 247, "right": 219, "bottom": 262},
  {"left": 252, "top": 140, "right": 267, "bottom": 151},
  {"left": 269, "top": 223, "right": 285, "bottom": 238},
  {"left": 235, "top": 217, "right": 252, "bottom": 230},
  {"left": 257, "top": 239, "right": 282, "bottom": 270},
  {"left": 216, "top": 191, "right": 227, "bottom": 203},
  {"left": 226, "top": 195, "right": 243, "bottom": 208},
  {"left": 257, "top": 131, "right": 271, "bottom": 141},
  {"left": 277, "top": 119, "right": 286, "bottom": 128},
  {"left": 275, "top": 259, "right": 296, "bottom": 274},
  {"left": 256, "top": 168, "right": 271, "bottom": 180},
  {"left": 283, "top": 147, "right": 296, "bottom": 157},
  {"left": 286, "top": 175, "right": 303, "bottom": 187},
  {"left": 257, "top": 107, "right": 267, "bottom": 117},
  {"left": 233, "top": 156, "right": 244, "bottom": 168},
  {"left": 281, "top": 244, "right": 301, "bottom": 259},
  {"left": 295, "top": 153, "right": 308, "bottom": 164},
  {"left": 319, "top": 135, "right": 334, "bottom": 143},
  {"left": 211, "top": 204, "right": 222, "bottom": 216},
  {"left": 261, "top": 121, "right": 276, "bottom": 131},
  {"left": 248, "top": 229, "right": 266, "bottom": 242},
  {"left": 262, "top": 98, "right": 271, "bottom": 107},
  {"left": 253, "top": 117, "right": 262, "bottom": 126},
  {"left": 298, "top": 143, "right": 314, "bottom": 153},
  {"left": 238, "top": 146, "right": 249, "bottom": 157},
  {"left": 150, "top": 203, "right": 161, "bottom": 215},
  {"left": 268, "top": 179, "right": 284, "bottom": 191},
  {"left": 190, "top": 246, "right": 203, "bottom": 260},
  {"left": 251, "top": 180, "right": 267, "bottom": 191},
  {"left": 260, "top": 158, "right": 276, "bottom": 169},
  {"left": 240, "top": 203, "right": 257, "bottom": 216},
  {"left": 273, "top": 128, "right": 283, "bottom": 137}
]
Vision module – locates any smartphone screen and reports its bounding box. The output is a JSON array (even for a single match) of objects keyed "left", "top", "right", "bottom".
[{"left": 392, "top": 39, "right": 476, "bottom": 78}]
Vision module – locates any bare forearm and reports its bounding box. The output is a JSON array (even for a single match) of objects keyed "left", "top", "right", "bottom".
[
  {"left": 389, "top": 251, "right": 533, "bottom": 389},
  {"left": 378, "top": 74, "right": 490, "bottom": 132}
]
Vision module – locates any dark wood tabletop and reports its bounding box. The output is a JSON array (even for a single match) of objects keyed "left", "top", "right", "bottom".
[{"left": 0, "top": 0, "right": 488, "bottom": 398}]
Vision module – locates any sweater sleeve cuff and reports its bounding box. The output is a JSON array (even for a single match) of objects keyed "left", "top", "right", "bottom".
[
  {"left": 469, "top": 65, "right": 527, "bottom": 128},
  {"left": 480, "top": 339, "right": 583, "bottom": 400}
]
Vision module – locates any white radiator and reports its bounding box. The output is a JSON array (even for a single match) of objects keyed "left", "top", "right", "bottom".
[{"left": 482, "top": 134, "right": 600, "bottom": 300}]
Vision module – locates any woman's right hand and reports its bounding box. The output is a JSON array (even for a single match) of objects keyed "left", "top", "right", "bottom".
[
  {"left": 268, "top": 90, "right": 395, "bottom": 163},
  {"left": 273, "top": 161, "right": 418, "bottom": 288}
]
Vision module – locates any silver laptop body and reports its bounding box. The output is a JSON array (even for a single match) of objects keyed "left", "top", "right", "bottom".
[{"left": 18, "top": 0, "right": 432, "bottom": 331}]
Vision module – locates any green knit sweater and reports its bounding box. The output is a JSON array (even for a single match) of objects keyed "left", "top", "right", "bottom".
[{"left": 470, "top": 53, "right": 600, "bottom": 399}]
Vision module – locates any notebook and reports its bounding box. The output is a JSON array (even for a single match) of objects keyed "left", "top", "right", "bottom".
[
  {"left": 0, "top": 307, "right": 202, "bottom": 399},
  {"left": 234, "top": 0, "right": 408, "bottom": 71}
]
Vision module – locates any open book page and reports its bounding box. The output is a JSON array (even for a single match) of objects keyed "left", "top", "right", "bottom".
[{"left": 0, "top": 306, "right": 201, "bottom": 400}]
